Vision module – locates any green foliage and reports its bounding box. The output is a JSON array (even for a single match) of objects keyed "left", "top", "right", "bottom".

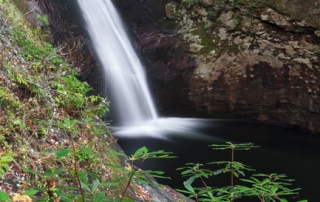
[
  {"left": 22, "top": 117, "right": 117, "bottom": 202},
  {"left": 109, "top": 146, "right": 176, "bottom": 201},
  {"left": 239, "top": 173, "right": 302, "bottom": 202},
  {"left": 51, "top": 73, "right": 109, "bottom": 116},
  {"left": 76, "top": 146, "right": 97, "bottom": 163},
  {"left": 3, "top": 60, "right": 46, "bottom": 99},
  {"left": 51, "top": 74, "right": 90, "bottom": 109},
  {"left": 0, "top": 190, "right": 10, "bottom": 202},
  {"left": 0, "top": 151, "right": 15, "bottom": 178},
  {"left": 0, "top": 86, "right": 20, "bottom": 108},
  {"left": 36, "top": 13, "right": 50, "bottom": 26},
  {"left": 21, "top": 143, "right": 174, "bottom": 202},
  {"left": 13, "top": 28, "right": 44, "bottom": 61},
  {"left": 210, "top": 141, "right": 259, "bottom": 151},
  {"left": 0, "top": 0, "right": 111, "bottom": 200},
  {"left": 11, "top": 26, "right": 62, "bottom": 64},
  {"left": 177, "top": 142, "right": 307, "bottom": 202}
]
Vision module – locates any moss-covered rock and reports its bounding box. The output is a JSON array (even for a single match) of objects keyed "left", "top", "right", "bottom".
[
  {"left": 199, "top": 0, "right": 215, "bottom": 7},
  {"left": 129, "top": 0, "right": 320, "bottom": 133},
  {"left": 165, "top": 1, "right": 184, "bottom": 20}
]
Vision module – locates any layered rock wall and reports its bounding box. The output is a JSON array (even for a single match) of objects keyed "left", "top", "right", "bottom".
[{"left": 115, "top": 0, "right": 320, "bottom": 133}]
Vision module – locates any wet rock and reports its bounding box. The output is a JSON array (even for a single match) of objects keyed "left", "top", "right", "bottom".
[
  {"left": 218, "top": 11, "right": 237, "bottom": 30},
  {"left": 181, "top": 0, "right": 199, "bottom": 10},
  {"left": 260, "top": 8, "right": 295, "bottom": 31},
  {"left": 199, "top": 0, "right": 215, "bottom": 7},
  {"left": 315, "top": 30, "right": 320, "bottom": 38},
  {"left": 165, "top": 1, "right": 184, "bottom": 20}
]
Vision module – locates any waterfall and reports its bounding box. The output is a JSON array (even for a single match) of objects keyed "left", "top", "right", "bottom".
[
  {"left": 77, "top": 0, "right": 157, "bottom": 125},
  {"left": 77, "top": 0, "right": 206, "bottom": 137}
]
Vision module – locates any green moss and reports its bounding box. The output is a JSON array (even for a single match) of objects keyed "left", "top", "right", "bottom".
[
  {"left": 182, "top": 0, "right": 199, "bottom": 10},
  {"left": 0, "top": 1, "right": 120, "bottom": 200},
  {"left": 165, "top": 1, "right": 184, "bottom": 20}
]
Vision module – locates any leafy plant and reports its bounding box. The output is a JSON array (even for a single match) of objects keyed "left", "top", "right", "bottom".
[
  {"left": 109, "top": 146, "right": 176, "bottom": 201},
  {"left": 0, "top": 86, "right": 20, "bottom": 108},
  {"left": 209, "top": 142, "right": 258, "bottom": 187},
  {"left": 239, "top": 173, "right": 304, "bottom": 202},
  {"left": 0, "top": 151, "right": 15, "bottom": 177},
  {"left": 51, "top": 74, "right": 91, "bottom": 109},
  {"left": 36, "top": 13, "right": 49, "bottom": 26},
  {"left": 177, "top": 142, "right": 308, "bottom": 202}
]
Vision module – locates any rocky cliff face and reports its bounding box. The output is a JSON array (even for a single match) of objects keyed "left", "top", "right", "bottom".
[{"left": 115, "top": 0, "right": 320, "bottom": 133}]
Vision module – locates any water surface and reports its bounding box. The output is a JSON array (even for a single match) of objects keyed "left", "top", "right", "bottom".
[{"left": 117, "top": 120, "right": 320, "bottom": 201}]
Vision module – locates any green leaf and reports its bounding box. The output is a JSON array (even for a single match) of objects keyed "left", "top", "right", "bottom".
[
  {"left": 201, "top": 171, "right": 209, "bottom": 178},
  {"left": 213, "top": 169, "right": 223, "bottom": 175},
  {"left": 122, "top": 199, "right": 135, "bottom": 202},
  {"left": 271, "top": 186, "right": 278, "bottom": 193},
  {"left": 76, "top": 196, "right": 83, "bottom": 202},
  {"left": 238, "top": 170, "right": 245, "bottom": 177},
  {"left": 70, "top": 169, "right": 76, "bottom": 176},
  {"left": 186, "top": 176, "right": 196, "bottom": 185},
  {"left": 0, "top": 190, "right": 9, "bottom": 201},
  {"left": 297, "top": 200, "right": 308, "bottom": 202},
  {"left": 53, "top": 167, "right": 65, "bottom": 175},
  {"left": 181, "top": 170, "right": 193, "bottom": 175},
  {"left": 280, "top": 198, "right": 288, "bottom": 202},
  {"left": 206, "top": 191, "right": 214, "bottom": 199},
  {"left": 183, "top": 181, "right": 195, "bottom": 193},
  {"left": 22, "top": 167, "right": 43, "bottom": 177},
  {"left": 262, "top": 178, "right": 271, "bottom": 184},
  {"left": 81, "top": 182, "right": 91, "bottom": 192},
  {"left": 105, "top": 163, "right": 123, "bottom": 169},
  {"left": 53, "top": 190, "right": 73, "bottom": 201},
  {"left": 135, "top": 178, "right": 150, "bottom": 185},
  {"left": 56, "top": 148, "right": 71, "bottom": 159},
  {"left": 175, "top": 189, "right": 194, "bottom": 194},
  {"left": 45, "top": 169, "right": 54, "bottom": 177},
  {"left": 84, "top": 117, "right": 93, "bottom": 123},
  {"left": 233, "top": 172, "right": 239, "bottom": 178},
  {"left": 101, "top": 181, "right": 119, "bottom": 187},
  {"left": 133, "top": 146, "right": 148, "bottom": 159},
  {"left": 101, "top": 177, "right": 124, "bottom": 187},
  {"left": 92, "top": 179, "right": 100, "bottom": 192},
  {"left": 94, "top": 192, "right": 105, "bottom": 202},
  {"left": 79, "top": 171, "right": 88, "bottom": 183},
  {"left": 108, "top": 149, "right": 127, "bottom": 157},
  {"left": 24, "top": 189, "right": 39, "bottom": 196}
]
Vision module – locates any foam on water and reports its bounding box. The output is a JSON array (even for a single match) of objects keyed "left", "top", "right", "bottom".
[{"left": 111, "top": 118, "right": 214, "bottom": 140}]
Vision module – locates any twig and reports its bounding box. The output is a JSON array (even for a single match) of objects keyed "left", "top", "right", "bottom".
[
  {"left": 120, "top": 160, "right": 144, "bottom": 201},
  {"left": 70, "top": 135, "right": 85, "bottom": 202}
]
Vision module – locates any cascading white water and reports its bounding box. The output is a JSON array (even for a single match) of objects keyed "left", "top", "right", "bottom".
[
  {"left": 78, "top": 0, "right": 206, "bottom": 137},
  {"left": 77, "top": 0, "right": 157, "bottom": 125}
]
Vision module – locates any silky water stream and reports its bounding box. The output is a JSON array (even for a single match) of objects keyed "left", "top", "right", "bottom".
[{"left": 77, "top": 0, "right": 320, "bottom": 201}]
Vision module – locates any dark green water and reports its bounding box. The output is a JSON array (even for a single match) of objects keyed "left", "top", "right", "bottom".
[{"left": 117, "top": 120, "right": 320, "bottom": 201}]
